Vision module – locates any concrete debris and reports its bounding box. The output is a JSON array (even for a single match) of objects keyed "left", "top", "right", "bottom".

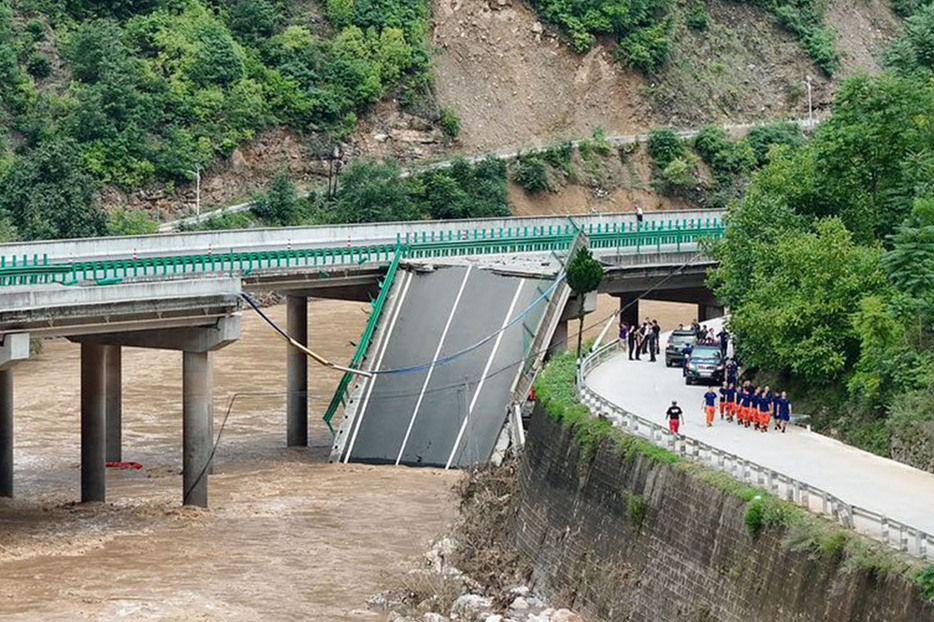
[
  {"left": 530, "top": 21, "right": 543, "bottom": 34},
  {"left": 424, "top": 614, "right": 450, "bottom": 622},
  {"left": 450, "top": 594, "right": 493, "bottom": 620}
]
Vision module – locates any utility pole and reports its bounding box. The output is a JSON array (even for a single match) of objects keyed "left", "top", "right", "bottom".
[
  {"left": 189, "top": 166, "right": 202, "bottom": 217},
  {"left": 805, "top": 75, "right": 813, "bottom": 128}
]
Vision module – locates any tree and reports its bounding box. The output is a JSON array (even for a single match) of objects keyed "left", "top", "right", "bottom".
[
  {"left": 566, "top": 246, "right": 604, "bottom": 358},
  {"left": 333, "top": 160, "right": 416, "bottom": 223},
  {"left": 253, "top": 173, "right": 301, "bottom": 226},
  {"left": 0, "top": 138, "right": 106, "bottom": 239}
]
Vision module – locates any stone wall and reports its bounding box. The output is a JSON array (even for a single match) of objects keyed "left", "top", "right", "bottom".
[{"left": 515, "top": 404, "right": 934, "bottom": 622}]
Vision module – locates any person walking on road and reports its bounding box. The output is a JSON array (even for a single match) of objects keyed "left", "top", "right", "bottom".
[
  {"left": 666, "top": 400, "right": 684, "bottom": 437},
  {"left": 681, "top": 341, "right": 694, "bottom": 377},
  {"left": 703, "top": 389, "right": 717, "bottom": 427},
  {"left": 775, "top": 391, "right": 792, "bottom": 433},
  {"left": 719, "top": 381, "right": 730, "bottom": 420},
  {"left": 647, "top": 327, "right": 657, "bottom": 362},
  {"left": 726, "top": 359, "right": 738, "bottom": 386},
  {"left": 758, "top": 386, "right": 773, "bottom": 433}
]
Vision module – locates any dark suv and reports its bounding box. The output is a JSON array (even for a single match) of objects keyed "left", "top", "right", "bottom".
[
  {"left": 666, "top": 330, "right": 697, "bottom": 367},
  {"left": 684, "top": 345, "right": 725, "bottom": 385}
]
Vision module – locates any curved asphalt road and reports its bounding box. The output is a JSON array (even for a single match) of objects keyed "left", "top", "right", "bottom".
[{"left": 586, "top": 321, "right": 934, "bottom": 537}]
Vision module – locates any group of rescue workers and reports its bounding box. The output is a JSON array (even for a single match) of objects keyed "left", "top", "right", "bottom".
[{"left": 663, "top": 327, "right": 794, "bottom": 438}]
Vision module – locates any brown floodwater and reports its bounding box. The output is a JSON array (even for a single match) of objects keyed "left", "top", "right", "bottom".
[{"left": 0, "top": 301, "right": 461, "bottom": 621}]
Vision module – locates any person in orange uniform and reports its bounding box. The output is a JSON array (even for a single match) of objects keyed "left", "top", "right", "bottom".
[
  {"left": 758, "top": 386, "right": 773, "bottom": 433},
  {"left": 724, "top": 383, "right": 737, "bottom": 422},
  {"left": 718, "top": 381, "right": 730, "bottom": 420},
  {"left": 703, "top": 389, "right": 717, "bottom": 427}
]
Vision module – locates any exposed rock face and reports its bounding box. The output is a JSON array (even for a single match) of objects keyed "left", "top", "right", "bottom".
[{"left": 516, "top": 403, "right": 934, "bottom": 621}]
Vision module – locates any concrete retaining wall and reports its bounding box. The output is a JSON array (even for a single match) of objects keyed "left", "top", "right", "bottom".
[{"left": 515, "top": 404, "right": 934, "bottom": 621}]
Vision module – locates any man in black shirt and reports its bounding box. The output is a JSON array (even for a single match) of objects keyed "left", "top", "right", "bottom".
[{"left": 666, "top": 400, "right": 684, "bottom": 437}]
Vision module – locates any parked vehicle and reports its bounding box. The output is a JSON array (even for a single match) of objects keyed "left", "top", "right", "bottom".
[
  {"left": 666, "top": 329, "right": 697, "bottom": 367},
  {"left": 684, "top": 345, "right": 725, "bottom": 385}
]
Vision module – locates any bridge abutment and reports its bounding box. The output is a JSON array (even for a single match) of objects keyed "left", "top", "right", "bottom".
[
  {"left": 0, "top": 369, "right": 12, "bottom": 498},
  {"left": 286, "top": 295, "right": 308, "bottom": 447},
  {"left": 81, "top": 343, "right": 107, "bottom": 503},
  {"left": 699, "top": 304, "right": 725, "bottom": 322},
  {"left": 616, "top": 294, "right": 640, "bottom": 328}
]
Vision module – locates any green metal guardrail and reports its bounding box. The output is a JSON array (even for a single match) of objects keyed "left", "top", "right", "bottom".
[
  {"left": 0, "top": 219, "right": 724, "bottom": 286},
  {"left": 322, "top": 244, "right": 405, "bottom": 434},
  {"left": 0, "top": 217, "right": 725, "bottom": 288}
]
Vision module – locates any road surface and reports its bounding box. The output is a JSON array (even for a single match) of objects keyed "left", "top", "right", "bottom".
[{"left": 586, "top": 327, "right": 934, "bottom": 537}]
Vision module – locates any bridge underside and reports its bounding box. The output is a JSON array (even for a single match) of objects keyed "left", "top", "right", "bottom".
[{"left": 336, "top": 265, "right": 549, "bottom": 468}]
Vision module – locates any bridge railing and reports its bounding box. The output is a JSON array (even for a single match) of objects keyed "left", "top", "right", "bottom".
[
  {"left": 323, "top": 244, "right": 405, "bottom": 434},
  {"left": 577, "top": 340, "right": 934, "bottom": 562},
  {"left": 0, "top": 218, "right": 725, "bottom": 288}
]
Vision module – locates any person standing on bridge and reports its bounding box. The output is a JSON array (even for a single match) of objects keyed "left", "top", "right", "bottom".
[
  {"left": 635, "top": 205, "right": 644, "bottom": 225},
  {"left": 666, "top": 400, "right": 684, "bottom": 437},
  {"left": 620, "top": 321, "right": 630, "bottom": 353},
  {"left": 703, "top": 389, "right": 717, "bottom": 427},
  {"left": 652, "top": 320, "right": 661, "bottom": 355}
]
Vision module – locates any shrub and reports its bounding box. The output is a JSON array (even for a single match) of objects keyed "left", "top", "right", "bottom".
[
  {"left": 616, "top": 21, "right": 672, "bottom": 72},
  {"left": 108, "top": 209, "right": 159, "bottom": 235},
  {"left": 661, "top": 157, "right": 697, "bottom": 187},
  {"left": 25, "top": 19, "right": 44, "bottom": 42},
  {"left": 686, "top": 2, "right": 709, "bottom": 30},
  {"left": 440, "top": 107, "right": 461, "bottom": 139},
  {"left": 512, "top": 155, "right": 552, "bottom": 193},
  {"left": 628, "top": 493, "right": 645, "bottom": 527},
  {"left": 647, "top": 128, "right": 686, "bottom": 169},
  {"left": 252, "top": 173, "right": 302, "bottom": 226},
  {"left": 541, "top": 141, "right": 574, "bottom": 172},
  {"left": 917, "top": 565, "right": 934, "bottom": 601},
  {"left": 26, "top": 52, "right": 52, "bottom": 78},
  {"left": 744, "top": 122, "right": 805, "bottom": 166}
]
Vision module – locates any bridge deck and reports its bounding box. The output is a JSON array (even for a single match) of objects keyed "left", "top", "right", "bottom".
[
  {"left": 340, "top": 265, "right": 547, "bottom": 467},
  {"left": 586, "top": 334, "right": 934, "bottom": 538}
]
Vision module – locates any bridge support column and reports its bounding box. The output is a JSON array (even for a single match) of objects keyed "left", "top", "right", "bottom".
[
  {"left": 616, "top": 294, "right": 640, "bottom": 329},
  {"left": 183, "top": 351, "right": 211, "bottom": 507},
  {"left": 0, "top": 369, "right": 12, "bottom": 498},
  {"left": 81, "top": 343, "right": 106, "bottom": 503},
  {"left": 699, "top": 304, "right": 725, "bottom": 322},
  {"left": 104, "top": 346, "right": 122, "bottom": 463},
  {"left": 287, "top": 295, "right": 308, "bottom": 447},
  {"left": 549, "top": 320, "right": 569, "bottom": 354}
]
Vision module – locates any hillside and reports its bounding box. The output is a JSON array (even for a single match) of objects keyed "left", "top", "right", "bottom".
[{"left": 0, "top": 0, "right": 905, "bottom": 235}]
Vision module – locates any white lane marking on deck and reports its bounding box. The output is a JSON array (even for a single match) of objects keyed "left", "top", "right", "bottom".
[
  {"left": 395, "top": 265, "right": 473, "bottom": 465},
  {"left": 445, "top": 279, "right": 525, "bottom": 470},
  {"left": 343, "top": 270, "right": 413, "bottom": 463}
]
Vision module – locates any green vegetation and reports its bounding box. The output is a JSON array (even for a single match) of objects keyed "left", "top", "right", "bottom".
[
  {"left": 512, "top": 154, "right": 552, "bottom": 194},
  {"left": 252, "top": 173, "right": 302, "bottom": 226},
  {"left": 322, "top": 157, "right": 510, "bottom": 224},
  {"left": 709, "top": 57, "right": 934, "bottom": 460},
  {"left": 0, "top": 0, "right": 435, "bottom": 239},
  {"left": 439, "top": 107, "right": 461, "bottom": 139},
  {"left": 567, "top": 247, "right": 605, "bottom": 357},
  {"left": 528, "top": 0, "right": 839, "bottom": 73}
]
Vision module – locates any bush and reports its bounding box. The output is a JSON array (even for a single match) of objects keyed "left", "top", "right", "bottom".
[
  {"left": 26, "top": 52, "right": 52, "bottom": 78},
  {"left": 647, "top": 128, "right": 686, "bottom": 169},
  {"left": 686, "top": 2, "right": 709, "bottom": 30},
  {"left": 541, "top": 141, "right": 574, "bottom": 172},
  {"left": 252, "top": 173, "right": 302, "bottom": 226},
  {"left": 744, "top": 122, "right": 805, "bottom": 166},
  {"left": 440, "top": 107, "right": 461, "bottom": 139},
  {"left": 693, "top": 125, "right": 755, "bottom": 183},
  {"left": 616, "top": 21, "right": 672, "bottom": 72},
  {"left": 512, "top": 155, "right": 552, "bottom": 193},
  {"left": 661, "top": 157, "right": 697, "bottom": 187},
  {"left": 108, "top": 209, "right": 159, "bottom": 235}
]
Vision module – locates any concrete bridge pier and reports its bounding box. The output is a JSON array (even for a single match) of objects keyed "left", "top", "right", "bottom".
[
  {"left": 81, "top": 343, "right": 107, "bottom": 503},
  {"left": 105, "top": 346, "right": 122, "bottom": 463},
  {"left": 616, "top": 294, "right": 640, "bottom": 329},
  {"left": 549, "top": 320, "right": 568, "bottom": 354},
  {"left": 183, "top": 351, "right": 211, "bottom": 507},
  {"left": 286, "top": 295, "right": 308, "bottom": 447},
  {"left": 0, "top": 333, "right": 29, "bottom": 498},
  {"left": 699, "top": 304, "right": 725, "bottom": 322},
  {"left": 71, "top": 315, "right": 240, "bottom": 507}
]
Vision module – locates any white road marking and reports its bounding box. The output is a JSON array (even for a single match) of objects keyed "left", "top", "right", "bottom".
[
  {"left": 395, "top": 265, "right": 473, "bottom": 465},
  {"left": 445, "top": 280, "right": 525, "bottom": 470},
  {"left": 343, "top": 270, "right": 413, "bottom": 463}
]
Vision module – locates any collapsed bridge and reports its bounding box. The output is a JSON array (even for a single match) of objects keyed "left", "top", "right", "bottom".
[{"left": 0, "top": 209, "right": 725, "bottom": 506}]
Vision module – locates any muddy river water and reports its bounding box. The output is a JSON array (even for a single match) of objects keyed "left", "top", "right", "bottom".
[{"left": 0, "top": 295, "right": 692, "bottom": 620}]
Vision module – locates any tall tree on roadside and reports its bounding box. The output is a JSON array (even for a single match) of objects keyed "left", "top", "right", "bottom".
[{"left": 566, "top": 246, "right": 604, "bottom": 359}]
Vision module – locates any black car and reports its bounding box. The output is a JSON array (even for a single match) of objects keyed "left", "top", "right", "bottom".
[
  {"left": 684, "top": 345, "right": 725, "bottom": 385},
  {"left": 666, "top": 330, "right": 697, "bottom": 367}
]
